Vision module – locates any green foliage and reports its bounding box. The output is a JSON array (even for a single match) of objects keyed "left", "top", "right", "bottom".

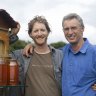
[
  {"left": 10, "top": 40, "right": 31, "bottom": 51},
  {"left": 9, "top": 40, "right": 66, "bottom": 51},
  {"left": 50, "top": 41, "right": 66, "bottom": 48}
]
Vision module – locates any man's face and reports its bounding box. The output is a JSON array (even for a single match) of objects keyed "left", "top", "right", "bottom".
[
  {"left": 63, "top": 18, "right": 84, "bottom": 44},
  {"left": 29, "top": 22, "right": 49, "bottom": 46}
]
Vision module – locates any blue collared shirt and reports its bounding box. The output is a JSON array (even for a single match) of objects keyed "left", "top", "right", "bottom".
[{"left": 62, "top": 38, "right": 96, "bottom": 96}]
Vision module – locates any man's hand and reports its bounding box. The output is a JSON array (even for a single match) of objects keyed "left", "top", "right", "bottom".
[
  {"left": 92, "top": 84, "right": 96, "bottom": 90},
  {"left": 11, "top": 22, "right": 20, "bottom": 34},
  {"left": 9, "top": 22, "right": 20, "bottom": 44},
  {"left": 22, "top": 43, "right": 34, "bottom": 57}
]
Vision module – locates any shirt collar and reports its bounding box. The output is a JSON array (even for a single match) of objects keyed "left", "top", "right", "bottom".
[{"left": 69, "top": 38, "right": 90, "bottom": 54}]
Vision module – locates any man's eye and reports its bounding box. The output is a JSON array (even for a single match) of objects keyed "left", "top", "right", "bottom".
[
  {"left": 41, "top": 29, "right": 45, "bottom": 32},
  {"left": 64, "top": 28, "right": 69, "bottom": 32},
  {"left": 34, "top": 30, "right": 38, "bottom": 33},
  {"left": 71, "top": 27, "right": 77, "bottom": 30}
]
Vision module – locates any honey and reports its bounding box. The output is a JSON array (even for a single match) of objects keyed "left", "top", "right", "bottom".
[
  {"left": 8, "top": 59, "right": 19, "bottom": 85},
  {"left": 0, "top": 58, "right": 8, "bottom": 86}
]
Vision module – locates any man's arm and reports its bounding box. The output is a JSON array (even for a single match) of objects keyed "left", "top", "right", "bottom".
[
  {"left": 23, "top": 43, "right": 65, "bottom": 57},
  {"left": 22, "top": 43, "right": 34, "bottom": 57}
]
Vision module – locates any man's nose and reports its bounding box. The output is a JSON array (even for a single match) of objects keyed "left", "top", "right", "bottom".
[
  {"left": 68, "top": 28, "right": 73, "bottom": 34},
  {"left": 38, "top": 31, "right": 42, "bottom": 35}
]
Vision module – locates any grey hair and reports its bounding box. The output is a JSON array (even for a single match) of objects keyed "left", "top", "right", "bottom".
[{"left": 62, "top": 13, "right": 84, "bottom": 29}]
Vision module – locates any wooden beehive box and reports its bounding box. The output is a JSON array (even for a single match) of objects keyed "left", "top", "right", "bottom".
[{"left": 0, "top": 9, "right": 17, "bottom": 57}]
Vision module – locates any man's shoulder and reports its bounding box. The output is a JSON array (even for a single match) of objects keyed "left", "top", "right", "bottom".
[
  {"left": 49, "top": 45, "right": 63, "bottom": 56},
  {"left": 49, "top": 45, "right": 62, "bottom": 52},
  {"left": 90, "top": 45, "right": 96, "bottom": 51},
  {"left": 59, "top": 44, "right": 69, "bottom": 52},
  {"left": 12, "top": 49, "right": 23, "bottom": 55},
  {"left": 87, "top": 44, "right": 96, "bottom": 56},
  {"left": 10, "top": 49, "right": 23, "bottom": 58}
]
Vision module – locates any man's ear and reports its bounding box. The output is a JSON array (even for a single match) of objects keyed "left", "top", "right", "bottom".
[
  {"left": 29, "top": 33, "right": 32, "bottom": 38},
  {"left": 81, "top": 28, "right": 84, "bottom": 35}
]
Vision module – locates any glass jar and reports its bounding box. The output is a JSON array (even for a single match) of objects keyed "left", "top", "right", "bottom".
[
  {"left": 0, "top": 58, "right": 8, "bottom": 86},
  {"left": 8, "top": 59, "right": 19, "bottom": 85}
]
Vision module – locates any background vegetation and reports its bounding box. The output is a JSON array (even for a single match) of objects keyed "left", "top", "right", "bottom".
[{"left": 10, "top": 40, "right": 66, "bottom": 51}]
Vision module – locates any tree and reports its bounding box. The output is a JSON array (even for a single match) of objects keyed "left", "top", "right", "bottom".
[
  {"left": 50, "top": 41, "right": 66, "bottom": 48},
  {"left": 10, "top": 40, "right": 31, "bottom": 51},
  {"left": 10, "top": 40, "right": 66, "bottom": 51}
]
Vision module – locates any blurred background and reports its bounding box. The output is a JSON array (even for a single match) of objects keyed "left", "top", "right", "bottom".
[{"left": 0, "top": 0, "right": 96, "bottom": 50}]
